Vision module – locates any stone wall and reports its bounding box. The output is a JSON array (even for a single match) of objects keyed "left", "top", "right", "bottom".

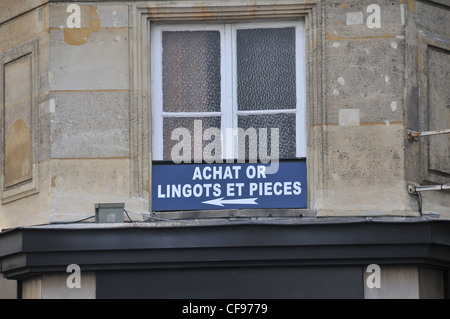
[{"left": 0, "top": 0, "right": 448, "bottom": 230}]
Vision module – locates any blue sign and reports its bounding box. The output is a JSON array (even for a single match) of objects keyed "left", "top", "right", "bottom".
[{"left": 152, "top": 161, "right": 307, "bottom": 211}]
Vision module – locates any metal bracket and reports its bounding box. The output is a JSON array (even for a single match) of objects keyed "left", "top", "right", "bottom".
[
  {"left": 408, "top": 184, "right": 450, "bottom": 194},
  {"left": 407, "top": 129, "right": 450, "bottom": 141}
]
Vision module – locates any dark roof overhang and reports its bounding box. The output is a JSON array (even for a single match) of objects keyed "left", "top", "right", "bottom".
[{"left": 1, "top": 217, "right": 449, "bottom": 280}]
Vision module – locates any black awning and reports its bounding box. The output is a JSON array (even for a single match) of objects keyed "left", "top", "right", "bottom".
[{"left": 1, "top": 217, "right": 450, "bottom": 280}]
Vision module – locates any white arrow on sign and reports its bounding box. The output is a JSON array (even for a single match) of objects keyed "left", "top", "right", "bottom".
[{"left": 202, "top": 197, "right": 258, "bottom": 207}]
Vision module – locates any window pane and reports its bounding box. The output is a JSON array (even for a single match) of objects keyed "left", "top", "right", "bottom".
[
  {"left": 238, "top": 113, "right": 296, "bottom": 159},
  {"left": 162, "top": 31, "right": 221, "bottom": 113},
  {"left": 163, "top": 117, "right": 221, "bottom": 161},
  {"left": 237, "top": 27, "right": 296, "bottom": 111}
]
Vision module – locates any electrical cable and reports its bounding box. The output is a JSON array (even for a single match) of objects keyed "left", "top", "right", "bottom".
[
  {"left": 123, "top": 209, "right": 176, "bottom": 222},
  {"left": 50, "top": 215, "right": 96, "bottom": 225},
  {"left": 47, "top": 209, "right": 174, "bottom": 226},
  {"left": 123, "top": 209, "right": 134, "bottom": 222},
  {"left": 145, "top": 213, "right": 176, "bottom": 222},
  {"left": 417, "top": 191, "right": 423, "bottom": 216}
]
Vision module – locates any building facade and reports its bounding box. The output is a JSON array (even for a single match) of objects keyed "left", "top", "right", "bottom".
[{"left": 0, "top": 0, "right": 449, "bottom": 299}]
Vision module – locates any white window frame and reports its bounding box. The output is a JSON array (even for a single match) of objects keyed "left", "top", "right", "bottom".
[{"left": 151, "top": 20, "right": 306, "bottom": 161}]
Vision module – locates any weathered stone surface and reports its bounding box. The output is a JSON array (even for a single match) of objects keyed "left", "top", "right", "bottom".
[
  {"left": 1, "top": 0, "right": 449, "bottom": 230},
  {"left": 50, "top": 91, "right": 130, "bottom": 158}
]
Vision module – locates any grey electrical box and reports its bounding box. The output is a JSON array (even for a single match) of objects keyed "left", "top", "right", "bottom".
[{"left": 95, "top": 203, "right": 125, "bottom": 223}]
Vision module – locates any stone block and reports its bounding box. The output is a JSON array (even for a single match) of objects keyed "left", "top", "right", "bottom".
[
  {"left": 50, "top": 91, "right": 129, "bottom": 158},
  {"left": 50, "top": 21, "right": 128, "bottom": 91}
]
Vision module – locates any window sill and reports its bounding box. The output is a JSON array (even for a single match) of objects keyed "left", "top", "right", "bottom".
[{"left": 151, "top": 208, "right": 317, "bottom": 220}]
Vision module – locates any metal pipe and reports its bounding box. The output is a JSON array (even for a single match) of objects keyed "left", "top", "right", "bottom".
[
  {"left": 407, "top": 129, "right": 450, "bottom": 140},
  {"left": 408, "top": 184, "right": 450, "bottom": 194}
]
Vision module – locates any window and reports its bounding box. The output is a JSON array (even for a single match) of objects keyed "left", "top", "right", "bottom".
[{"left": 151, "top": 21, "right": 306, "bottom": 163}]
